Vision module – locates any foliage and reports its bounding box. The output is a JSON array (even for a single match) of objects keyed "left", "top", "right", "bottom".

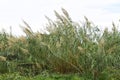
[{"left": 0, "top": 8, "right": 120, "bottom": 79}]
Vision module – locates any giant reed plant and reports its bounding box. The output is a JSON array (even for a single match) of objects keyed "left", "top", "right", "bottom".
[
  {"left": 44, "top": 9, "right": 120, "bottom": 79},
  {"left": 0, "top": 8, "right": 119, "bottom": 79}
]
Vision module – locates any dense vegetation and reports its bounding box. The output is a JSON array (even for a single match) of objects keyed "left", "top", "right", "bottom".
[{"left": 0, "top": 9, "right": 120, "bottom": 80}]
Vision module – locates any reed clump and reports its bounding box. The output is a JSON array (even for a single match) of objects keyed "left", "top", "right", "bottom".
[{"left": 0, "top": 8, "right": 120, "bottom": 79}]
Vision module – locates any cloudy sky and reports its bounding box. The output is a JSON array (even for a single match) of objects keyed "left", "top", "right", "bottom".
[{"left": 0, "top": 0, "right": 120, "bottom": 36}]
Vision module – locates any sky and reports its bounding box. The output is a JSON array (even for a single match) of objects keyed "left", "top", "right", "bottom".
[{"left": 0, "top": 0, "right": 120, "bottom": 36}]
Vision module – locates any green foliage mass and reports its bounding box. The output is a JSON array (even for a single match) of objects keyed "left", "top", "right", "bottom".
[{"left": 0, "top": 8, "right": 120, "bottom": 80}]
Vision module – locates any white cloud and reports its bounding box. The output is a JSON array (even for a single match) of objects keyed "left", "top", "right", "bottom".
[{"left": 60, "top": 0, "right": 120, "bottom": 28}]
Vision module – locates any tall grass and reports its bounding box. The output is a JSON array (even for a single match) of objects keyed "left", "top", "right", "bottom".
[{"left": 0, "top": 8, "right": 120, "bottom": 79}]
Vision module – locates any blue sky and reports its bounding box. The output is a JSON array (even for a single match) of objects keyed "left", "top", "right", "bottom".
[
  {"left": 0, "top": 0, "right": 120, "bottom": 36},
  {"left": 104, "top": 3, "right": 120, "bottom": 13}
]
